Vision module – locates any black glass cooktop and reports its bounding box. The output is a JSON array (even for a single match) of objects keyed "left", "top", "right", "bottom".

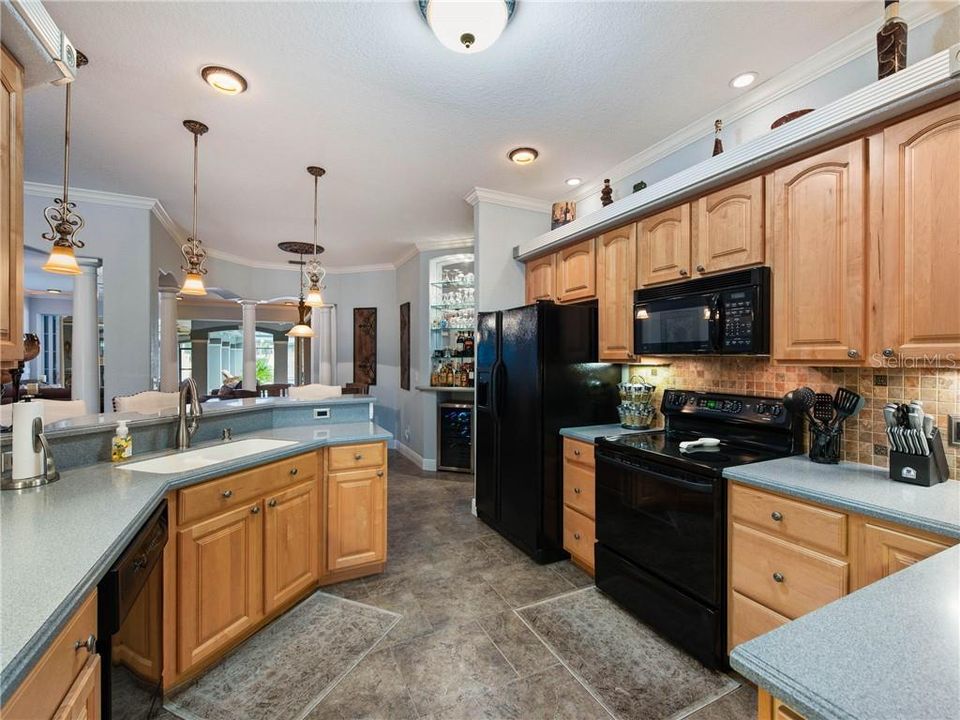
[{"left": 597, "top": 430, "right": 786, "bottom": 476}]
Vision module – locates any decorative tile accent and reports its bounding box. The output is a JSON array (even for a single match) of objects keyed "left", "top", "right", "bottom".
[{"left": 625, "top": 361, "right": 959, "bottom": 477}]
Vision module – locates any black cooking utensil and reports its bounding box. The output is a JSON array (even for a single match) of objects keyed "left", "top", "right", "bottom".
[
  {"left": 832, "top": 387, "right": 865, "bottom": 429},
  {"left": 783, "top": 387, "right": 817, "bottom": 427},
  {"left": 813, "top": 393, "right": 834, "bottom": 428}
]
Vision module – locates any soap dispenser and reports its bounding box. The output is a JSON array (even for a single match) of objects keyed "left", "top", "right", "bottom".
[{"left": 112, "top": 421, "right": 132, "bottom": 462}]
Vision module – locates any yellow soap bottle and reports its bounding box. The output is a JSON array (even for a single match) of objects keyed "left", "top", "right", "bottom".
[{"left": 111, "top": 420, "right": 132, "bottom": 462}]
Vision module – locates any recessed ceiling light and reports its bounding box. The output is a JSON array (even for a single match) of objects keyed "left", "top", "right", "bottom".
[
  {"left": 201, "top": 65, "right": 248, "bottom": 95},
  {"left": 565, "top": 177, "right": 582, "bottom": 187},
  {"left": 46, "top": 288, "right": 62, "bottom": 294},
  {"left": 729, "top": 71, "right": 758, "bottom": 89},
  {"left": 509, "top": 147, "right": 538, "bottom": 165}
]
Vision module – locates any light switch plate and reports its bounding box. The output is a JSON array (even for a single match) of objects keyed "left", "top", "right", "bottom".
[{"left": 949, "top": 415, "right": 960, "bottom": 447}]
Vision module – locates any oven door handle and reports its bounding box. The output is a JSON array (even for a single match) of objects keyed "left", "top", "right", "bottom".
[{"left": 598, "top": 454, "right": 715, "bottom": 492}]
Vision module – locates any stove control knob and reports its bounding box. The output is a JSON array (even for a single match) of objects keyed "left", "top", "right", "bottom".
[
  {"left": 756, "top": 403, "right": 767, "bottom": 414},
  {"left": 772, "top": 405, "right": 783, "bottom": 416}
]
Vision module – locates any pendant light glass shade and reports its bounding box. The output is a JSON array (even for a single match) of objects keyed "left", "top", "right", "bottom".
[
  {"left": 180, "top": 271, "right": 207, "bottom": 296},
  {"left": 304, "top": 284, "right": 324, "bottom": 307},
  {"left": 287, "top": 322, "right": 314, "bottom": 338},
  {"left": 41, "top": 244, "right": 82, "bottom": 275}
]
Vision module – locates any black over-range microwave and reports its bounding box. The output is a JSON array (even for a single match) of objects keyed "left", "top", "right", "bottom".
[{"left": 633, "top": 267, "right": 770, "bottom": 355}]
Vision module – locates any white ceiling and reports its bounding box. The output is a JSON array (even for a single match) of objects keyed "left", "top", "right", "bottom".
[{"left": 22, "top": 1, "right": 896, "bottom": 268}]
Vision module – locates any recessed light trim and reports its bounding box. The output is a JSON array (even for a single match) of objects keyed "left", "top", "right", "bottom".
[
  {"left": 565, "top": 177, "right": 582, "bottom": 187},
  {"left": 46, "top": 288, "right": 62, "bottom": 294},
  {"left": 201, "top": 65, "right": 248, "bottom": 95},
  {"left": 509, "top": 147, "right": 538, "bottom": 165},
  {"left": 729, "top": 71, "right": 758, "bottom": 89}
]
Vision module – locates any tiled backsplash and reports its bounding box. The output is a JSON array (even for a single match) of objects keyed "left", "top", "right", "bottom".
[{"left": 624, "top": 359, "right": 959, "bottom": 477}]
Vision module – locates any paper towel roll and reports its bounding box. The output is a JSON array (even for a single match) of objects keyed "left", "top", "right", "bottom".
[{"left": 12, "top": 401, "right": 44, "bottom": 480}]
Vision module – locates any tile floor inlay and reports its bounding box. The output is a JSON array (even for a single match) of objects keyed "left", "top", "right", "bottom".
[
  {"left": 517, "top": 588, "right": 741, "bottom": 720},
  {"left": 164, "top": 592, "right": 399, "bottom": 720},
  {"left": 154, "top": 452, "right": 748, "bottom": 720}
]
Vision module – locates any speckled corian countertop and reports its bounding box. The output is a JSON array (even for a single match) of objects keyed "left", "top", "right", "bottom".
[
  {"left": 723, "top": 455, "right": 960, "bottom": 539},
  {"left": 731, "top": 544, "right": 960, "bottom": 720},
  {"left": 559, "top": 424, "right": 651, "bottom": 443},
  {"left": 0, "top": 421, "right": 391, "bottom": 702}
]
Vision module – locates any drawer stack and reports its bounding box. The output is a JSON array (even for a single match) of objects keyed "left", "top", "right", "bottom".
[{"left": 562, "top": 437, "right": 596, "bottom": 574}]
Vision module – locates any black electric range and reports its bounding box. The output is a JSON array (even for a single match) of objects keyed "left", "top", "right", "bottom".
[{"left": 594, "top": 389, "right": 801, "bottom": 669}]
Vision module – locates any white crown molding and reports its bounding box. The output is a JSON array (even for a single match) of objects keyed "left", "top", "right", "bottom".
[
  {"left": 23, "top": 181, "right": 157, "bottom": 209},
  {"left": 464, "top": 187, "right": 551, "bottom": 213},
  {"left": 569, "top": 1, "right": 956, "bottom": 202},
  {"left": 416, "top": 237, "right": 474, "bottom": 251}
]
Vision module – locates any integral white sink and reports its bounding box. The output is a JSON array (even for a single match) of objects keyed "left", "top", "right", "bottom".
[{"left": 120, "top": 439, "right": 298, "bottom": 474}]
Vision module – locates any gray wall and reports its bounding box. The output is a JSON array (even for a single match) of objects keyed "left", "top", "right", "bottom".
[
  {"left": 575, "top": 7, "right": 960, "bottom": 214},
  {"left": 474, "top": 202, "right": 550, "bottom": 312}
]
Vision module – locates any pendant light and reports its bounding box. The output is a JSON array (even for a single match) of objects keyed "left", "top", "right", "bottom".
[
  {"left": 41, "top": 51, "right": 89, "bottom": 275},
  {"left": 180, "top": 120, "right": 210, "bottom": 296},
  {"left": 304, "top": 166, "right": 327, "bottom": 308},
  {"left": 287, "top": 254, "right": 315, "bottom": 338}
]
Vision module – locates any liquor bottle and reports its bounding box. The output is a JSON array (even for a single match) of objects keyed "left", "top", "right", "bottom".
[
  {"left": 464, "top": 331, "right": 474, "bottom": 356},
  {"left": 877, "top": 0, "right": 908, "bottom": 79},
  {"left": 455, "top": 332, "right": 465, "bottom": 357}
]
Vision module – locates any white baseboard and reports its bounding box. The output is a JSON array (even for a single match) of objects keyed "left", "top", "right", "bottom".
[{"left": 394, "top": 441, "right": 437, "bottom": 472}]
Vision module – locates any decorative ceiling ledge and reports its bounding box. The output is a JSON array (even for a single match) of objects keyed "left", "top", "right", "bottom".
[
  {"left": 23, "top": 181, "right": 472, "bottom": 273},
  {"left": 464, "top": 187, "right": 552, "bottom": 214},
  {"left": 516, "top": 43, "right": 960, "bottom": 261}
]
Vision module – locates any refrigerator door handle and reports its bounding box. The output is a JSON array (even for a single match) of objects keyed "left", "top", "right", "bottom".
[
  {"left": 489, "top": 360, "right": 500, "bottom": 422},
  {"left": 493, "top": 360, "right": 506, "bottom": 421}
]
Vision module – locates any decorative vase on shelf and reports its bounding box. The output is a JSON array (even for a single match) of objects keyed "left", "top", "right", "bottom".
[
  {"left": 600, "top": 179, "right": 613, "bottom": 207},
  {"left": 632, "top": 181, "right": 647, "bottom": 194},
  {"left": 712, "top": 119, "right": 724, "bottom": 156},
  {"left": 877, "top": 0, "right": 908, "bottom": 79}
]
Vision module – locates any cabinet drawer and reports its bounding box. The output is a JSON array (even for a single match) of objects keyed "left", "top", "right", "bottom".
[
  {"left": 729, "top": 590, "right": 789, "bottom": 652},
  {"left": 563, "top": 505, "right": 595, "bottom": 569},
  {"left": 731, "top": 523, "right": 848, "bottom": 619},
  {"left": 178, "top": 454, "right": 314, "bottom": 526},
  {"left": 731, "top": 483, "right": 847, "bottom": 557},
  {"left": 562, "top": 438, "right": 594, "bottom": 469},
  {"left": 328, "top": 442, "right": 386, "bottom": 471},
  {"left": 3, "top": 591, "right": 98, "bottom": 720},
  {"left": 563, "top": 461, "right": 595, "bottom": 519}
]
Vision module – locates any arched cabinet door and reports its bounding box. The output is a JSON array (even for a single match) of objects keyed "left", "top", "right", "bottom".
[
  {"left": 638, "top": 204, "right": 691, "bottom": 286},
  {"left": 771, "top": 140, "right": 867, "bottom": 364},
  {"left": 878, "top": 100, "right": 960, "bottom": 364},
  {"left": 597, "top": 224, "right": 637, "bottom": 361},
  {"left": 692, "top": 176, "right": 764, "bottom": 276}
]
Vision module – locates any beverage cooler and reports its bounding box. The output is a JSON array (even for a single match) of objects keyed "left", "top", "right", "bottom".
[{"left": 438, "top": 402, "right": 473, "bottom": 472}]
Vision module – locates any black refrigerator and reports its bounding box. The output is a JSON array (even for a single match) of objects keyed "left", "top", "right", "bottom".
[{"left": 475, "top": 301, "right": 620, "bottom": 563}]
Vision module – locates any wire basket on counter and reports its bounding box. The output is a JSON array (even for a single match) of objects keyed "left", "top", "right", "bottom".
[
  {"left": 618, "top": 402, "right": 656, "bottom": 430},
  {"left": 618, "top": 381, "right": 655, "bottom": 405}
]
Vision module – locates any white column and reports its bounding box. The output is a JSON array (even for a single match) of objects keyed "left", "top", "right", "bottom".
[
  {"left": 310, "top": 306, "right": 322, "bottom": 384},
  {"left": 72, "top": 258, "right": 101, "bottom": 414},
  {"left": 273, "top": 339, "right": 288, "bottom": 384},
  {"left": 158, "top": 286, "right": 179, "bottom": 392},
  {"left": 241, "top": 300, "right": 257, "bottom": 391},
  {"left": 313, "top": 306, "right": 336, "bottom": 385}
]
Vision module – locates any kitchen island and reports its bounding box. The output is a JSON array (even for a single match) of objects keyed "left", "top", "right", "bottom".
[{"left": 0, "top": 415, "right": 391, "bottom": 704}]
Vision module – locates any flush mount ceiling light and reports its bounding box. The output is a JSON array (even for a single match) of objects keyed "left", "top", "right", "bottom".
[
  {"left": 201, "top": 65, "right": 248, "bottom": 95},
  {"left": 42, "top": 51, "right": 88, "bottom": 276},
  {"left": 509, "top": 147, "right": 538, "bottom": 165},
  {"left": 303, "top": 166, "right": 327, "bottom": 308},
  {"left": 419, "top": 0, "right": 516, "bottom": 53},
  {"left": 179, "top": 120, "right": 210, "bottom": 296},
  {"left": 565, "top": 177, "right": 582, "bottom": 187},
  {"left": 46, "top": 288, "right": 62, "bottom": 294},
  {"left": 729, "top": 71, "right": 758, "bottom": 89}
]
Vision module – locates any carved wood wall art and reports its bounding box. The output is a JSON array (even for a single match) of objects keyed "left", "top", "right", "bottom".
[
  {"left": 353, "top": 307, "right": 377, "bottom": 386},
  {"left": 400, "top": 302, "right": 410, "bottom": 391}
]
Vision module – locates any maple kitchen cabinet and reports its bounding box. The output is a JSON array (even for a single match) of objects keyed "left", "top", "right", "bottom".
[
  {"left": 770, "top": 140, "right": 868, "bottom": 364},
  {"left": 1, "top": 44, "right": 24, "bottom": 367},
  {"left": 264, "top": 480, "right": 320, "bottom": 613},
  {"left": 597, "top": 224, "right": 637, "bottom": 361},
  {"left": 638, "top": 204, "right": 691, "bottom": 286},
  {"left": 325, "top": 442, "right": 388, "bottom": 573},
  {"left": 875, "top": 100, "right": 960, "bottom": 364},
  {"left": 1, "top": 591, "right": 100, "bottom": 720},
  {"left": 524, "top": 253, "right": 557, "bottom": 303},
  {"left": 692, "top": 176, "right": 764, "bottom": 276},
  {"left": 562, "top": 437, "right": 597, "bottom": 574},
  {"left": 556, "top": 238, "right": 597, "bottom": 302}
]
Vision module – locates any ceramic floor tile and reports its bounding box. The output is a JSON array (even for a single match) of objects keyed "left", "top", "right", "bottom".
[
  {"left": 549, "top": 560, "right": 595, "bottom": 589},
  {"left": 684, "top": 684, "right": 757, "bottom": 720},
  {"left": 411, "top": 572, "right": 513, "bottom": 628},
  {"left": 304, "top": 646, "right": 418, "bottom": 720},
  {"left": 481, "top": 562, "right": 576, "bottom": 608},
  {"left": 517, "top": 588, "right": 739, "bottom": 720},
  {"left": 422, "top": 665, "right": 612, "bottom": 720},
  {"left": 477, "top": 610, "right": 559, "bottom": 678},
  {"left": 390, "top": 620, "right": 519, "bottom": 716}
]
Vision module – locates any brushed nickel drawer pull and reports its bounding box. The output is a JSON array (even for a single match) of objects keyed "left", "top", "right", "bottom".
[
  {"left": 772, "top": 572, "right": 784, "bottom": 583},
  {"left": 289, "top": 467, "right": 299, "bottom": 476},
  {"left": 574, "top": 487, "right": 582, "bottom": 494},
  {"left": 222, "top": 489, "right": 233, "bottom": 498},
  {"left": 251, "top": 506, "right": 261, "bottom": 514},
  {"left": 771, "top": 511, "right": 783, "bottom": 521},
  {"left": 268, "top": 499, "right": 278, "bottom": 508},
  {"left": 573, "top": 532, "right": 581, "bottom": 540},
  {"left": 354, "top": 453, "right": 363, "bottom": 460},
  {"left": 74, "top": 634, "right": 96, "bottom": 653}
]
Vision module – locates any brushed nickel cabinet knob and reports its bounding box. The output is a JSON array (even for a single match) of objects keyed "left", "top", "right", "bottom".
[
  {"left": 847, "top": 349, "right": 860, "bottom": 359},
  {"left": 377, "top": 470, "right": 384, "bottom": 477},
  {"left": 222, "top": 489, "right": 233, "bottom": 498},
  {"left": 574, "top": 487, "right": 582, "bottom": 494},
  {"left": 289, "top": 467, "right": 299, "bottom": 476},
  {"left": 771, "top": 511, "right": 783, "bottom": 521},
  {"left": 354, "top": 453, "right": 363, "bottom": 460},
  {"left": 74, "top": 634, "right": 96, "bottom": 653},
  {"left": 679, "top": 268, "right": 689, "bottom": 277},
  {"left": 772, "top": 572, "right": 785, "bottom": 583},
  {"left": 251, "top": 506, "right": 261, "bottom": 514},
  {"left": 268, "top": 499, "right": 278, "bottom": 508},
  {"left": 573, "top": 532, "right": 581, "bottom": 540},
  {"left": 882, "top": 348, "right": 895, "bottom": 358},
  {"left": 696, "top": 264, "right": 706, "bottom": 272}
]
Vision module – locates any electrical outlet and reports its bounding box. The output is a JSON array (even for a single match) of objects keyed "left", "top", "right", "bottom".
[
  {"left": 313, "top": 408, "right": 330, "bottom": 420},
  {"left": 949, "top": 415, "right": 960, "bottom": 447}
]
